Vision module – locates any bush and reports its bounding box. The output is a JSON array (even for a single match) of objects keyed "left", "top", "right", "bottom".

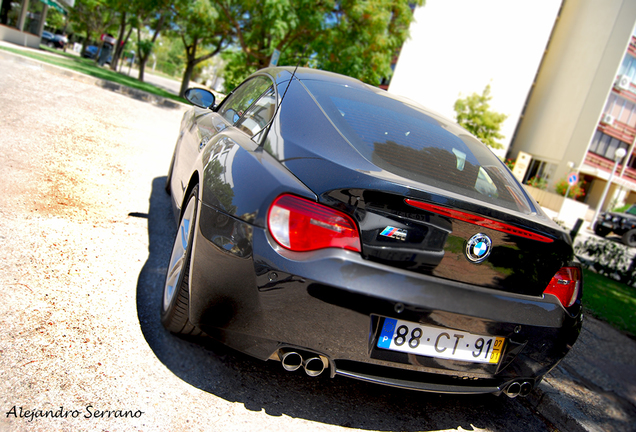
[
  {"left": 526, "top": 176, "right": 548, "bottom": 190},
  {"left": 555, "top": 177, "right": 586, "bottom": 199},
  {"left": 505, "top": 159, "right": 515, "bottom": 171},
  {"left": 575, "top": 237, "right": 636, "bottom": 284}
]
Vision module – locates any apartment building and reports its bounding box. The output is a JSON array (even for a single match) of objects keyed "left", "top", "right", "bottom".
[{"left": 505, "top": 0, "right": 636, "bottom": 217}]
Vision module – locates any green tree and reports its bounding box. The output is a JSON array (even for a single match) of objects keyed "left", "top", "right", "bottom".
[
  {"left": 172, "top": 0, "right": 230, "bottom": 96},
  {"left": 136, "top": 9, "right": 170, "bottom": 81},
  {"left": 69, "top": 0, "right": 118, "bottom": 56},
  {"left": 454, "top": 84, "right": 507, "bottom": 150},
  {"left": 221, "top": 49, "right": 255, "bottom": 91},
  {"left": 104, "top": 0, "right": 169, "bottom": 76},
  {"left": 45, "top": 9, "right": 66, "bottom": 30},
  {"left": 216, "top": 0, "right": 328, "bottom": 70},
  {"left": 215, "top": 0, "right": 423, "bottom": 88},
  {"left": 107, "top": 0, "right": 134, "bottom": 71},
  {"left": 314, "top": 0, "right": 423, "bottom": 85}
]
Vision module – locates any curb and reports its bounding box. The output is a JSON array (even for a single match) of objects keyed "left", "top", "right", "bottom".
[
  {"left": 0, "top": 47, "right": 187, "bottom": 110},
  {"left": 526, "top": 379, "right": 598, "bottom": 432}
]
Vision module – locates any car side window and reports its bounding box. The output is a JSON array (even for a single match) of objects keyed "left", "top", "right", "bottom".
[
  {"left": 218, "top": 76, "right": 273, "bottom": 126},
  {"left": 235, "top": 86, "right": 276, "bottom": 138}
]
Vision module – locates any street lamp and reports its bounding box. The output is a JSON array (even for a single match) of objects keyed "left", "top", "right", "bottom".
[{"left": 591, "top": 146, "right": 627, "bottom": 227}]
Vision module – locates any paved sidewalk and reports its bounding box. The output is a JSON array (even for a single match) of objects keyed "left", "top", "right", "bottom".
[
  {"left": 2, "top": 42, "right": 636, "bottom": 431},
  {"left": 527, "top": 316, "right": 636, "bottom": 431}
]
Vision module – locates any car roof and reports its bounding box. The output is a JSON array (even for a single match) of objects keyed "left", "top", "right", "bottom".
[{"left": 257, "top": 66, "right": 460, "bottom": 127}]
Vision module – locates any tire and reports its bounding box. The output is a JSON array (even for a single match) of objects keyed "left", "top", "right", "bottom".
[
  {"left": 622, "top": 229, "right": 636, "bottom": 247},
  {"left": 594, "top": 223, "right": 610, "bottom": 237},
  {"left": 161, "top": 185, "right": 201, "bottom": 335}
]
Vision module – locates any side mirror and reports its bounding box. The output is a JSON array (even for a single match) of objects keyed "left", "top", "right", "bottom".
[{"left": 184, "top": 88, "right": 216, "bottom": 109}]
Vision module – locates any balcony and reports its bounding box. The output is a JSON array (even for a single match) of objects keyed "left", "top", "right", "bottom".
[
  {"left": 584, "top": 152, "right": 636, "bottom": 186},
  {"left": 598, "top": 116, "right": 636, "bottom": 144}
]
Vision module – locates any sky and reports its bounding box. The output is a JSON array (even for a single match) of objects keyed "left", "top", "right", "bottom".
[{"left": 389, "top": 0, "right": 563, "bottom": 156}]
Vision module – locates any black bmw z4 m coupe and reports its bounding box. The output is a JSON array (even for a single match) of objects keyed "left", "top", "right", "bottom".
[{"left": 162, "top": 67, "right": 582, "bottom": 398}]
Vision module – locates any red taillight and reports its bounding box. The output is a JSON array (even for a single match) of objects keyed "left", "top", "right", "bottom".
[
  {"left": 267, "top": 194, "right": 361, "bottom": 252},
  {"left": 544, "top": 267, "right": 581, "bottom": 308}
]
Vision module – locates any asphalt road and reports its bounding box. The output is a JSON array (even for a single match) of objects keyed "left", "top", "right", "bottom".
[{"left": 0, "top": 52, "right": 557, "bottom": 432}]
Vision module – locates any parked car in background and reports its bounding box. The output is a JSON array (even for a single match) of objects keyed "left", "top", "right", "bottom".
[
  {"left": 82, "top": 45, "right": 99, "bottom": 59},
  {"left": 41, "top": 31, "right": 67, "bottom": 49},
  {"left": 162, "top": 67, "right": 583, "bottom": 399},
  {"left": 82, "top": 45, "right": 111, "bottom": 65},
  {"left": 593, "top": 204, "right": 636, "bottom": 246}
]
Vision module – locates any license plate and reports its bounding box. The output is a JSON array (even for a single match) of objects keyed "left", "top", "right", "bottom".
[{"left": 377, "top": 318, "right": 505, "bottom": 364}]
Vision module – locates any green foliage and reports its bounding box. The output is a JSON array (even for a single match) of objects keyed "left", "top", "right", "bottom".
[
  {"left": 454, "top": 84, "right": 507, "bottom": 149},
  {"left": 613, "top": 203, "right": 632, "bottom": 213},
  {"left": 505, "top": 159, "right": 515, "bottom": 171},
  {"left": 313, "top": 0, "right": 424, "bottom": 86},
  {"left": 152, "top": 35, "right": 185, "bottom": 77},
  {"left": 526, "top": 176, "right": 548, "bottom": 190},
  {"left": 172, "top": 0, "right": 230, "bottom": 95},
  {"left": 69, "top": 0, "right": 118, "bottom": 45},
  {"left": 137, "top": 38, "right": 154, "bottom": 58},
  {"left": 555, "top": 177, "right": 586, "bottom": 200},
  {"left": 215, "top": 0, "right": 326, "bottom": 70},
  {"left": 68, "top": 0, "right": 424, "bottom": 93},
  {"left": 221, "top": 50, "right": 257, "bottom": 92},
  {"left": 215, "top": 0, "right": 424, "bottom": 89},
  {"left": 46, "top": 9, "right": 66, "bottom": 30}
]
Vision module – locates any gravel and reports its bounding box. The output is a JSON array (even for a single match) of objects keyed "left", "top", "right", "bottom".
[{"left": 0, "top": 51, "right": 555, "bottom": 432}]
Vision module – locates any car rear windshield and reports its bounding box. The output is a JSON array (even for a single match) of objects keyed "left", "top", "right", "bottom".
[{"left": 302, "top": 80, "right": 533, "bottom": 214}]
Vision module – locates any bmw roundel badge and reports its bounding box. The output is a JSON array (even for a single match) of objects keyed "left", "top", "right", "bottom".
[{"left": 465, "top": 233, "right": 492, "bottom": 263}]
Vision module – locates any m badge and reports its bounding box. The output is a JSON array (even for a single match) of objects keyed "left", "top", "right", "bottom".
[{"left": 380, "top": 226, "right": 407, "bottom": 241}]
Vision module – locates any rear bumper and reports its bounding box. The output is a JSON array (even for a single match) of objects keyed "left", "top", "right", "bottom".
[{"left": 189, "top": 206, "right": 582, "bottom": 394}]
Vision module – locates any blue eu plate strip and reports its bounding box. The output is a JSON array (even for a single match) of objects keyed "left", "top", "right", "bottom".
[{"left": 377, "top": 318, "right": 397, "bottom": 348}]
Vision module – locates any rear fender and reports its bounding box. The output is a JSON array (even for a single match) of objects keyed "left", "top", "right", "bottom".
[{"left": 199, "top": 130, "right": 315, "bottom": 228}]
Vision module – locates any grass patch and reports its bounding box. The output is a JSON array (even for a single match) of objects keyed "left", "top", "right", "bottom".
[
  {"left": 583, "top": 267, "right": 636, "bottom": 337},
  {"left": 0, "top": 45, "right": 185, "bottom": 104}
]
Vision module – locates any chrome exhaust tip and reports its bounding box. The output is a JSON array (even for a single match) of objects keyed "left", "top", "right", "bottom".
[
  {"left": 504, "top": 382, "right": 521, "bottom": 398},
  {"left": 303, "top": 356, "right": 328, "bottom": 377},
  {"left": 519, "top": 381, "right": 533, "bottom": 397},
  {"left": 279, "top": 351, "right": 303, "bottom": 372}
]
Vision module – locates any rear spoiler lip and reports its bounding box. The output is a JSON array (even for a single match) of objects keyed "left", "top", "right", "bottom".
[{"left": 404, "top": 199, "right": 555, "bottom": 244}]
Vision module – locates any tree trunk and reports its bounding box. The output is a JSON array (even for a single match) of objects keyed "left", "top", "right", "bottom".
[
  {"left": 179, "top": 36, "right": 198, "bottom": 97},
  {"left": 110, "top": 12, "right": 126, "bottom": 71},
  {"left": 139, "top": 61, "right": 146, "bottom": 82},
  {"left": 178, "top": 36, "right": 225, "bottom": 97},
  {"left": 137, "top": 14, "right": 166, "bottom": 82},
  {"left": 180, "top": 60, "right": 195, "bottom": 98}
]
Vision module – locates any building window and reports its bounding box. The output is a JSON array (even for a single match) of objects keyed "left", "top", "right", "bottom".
[
  {"left": 604, "top": 93, "right": 636, "bottom": 126},
  {"left": 619, "top": 53, "right": 636, "bottom": 83},
  {"left": 523, "top": 159, "right": 556, "bottom": 184},
  {"left": 589, "top": 130, "right": 630, "bottom": 163}
]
